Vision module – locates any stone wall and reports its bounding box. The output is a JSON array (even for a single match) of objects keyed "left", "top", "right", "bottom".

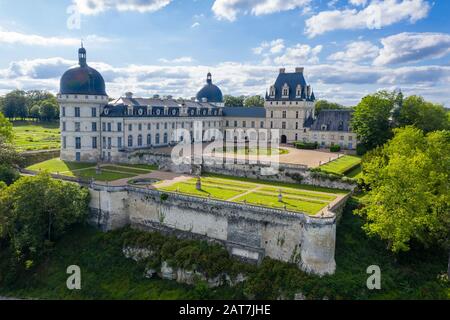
[
  {"left": 20, "top": 149, "right": 60, "bottom": 167},
  {"left": 88, "top": 184, "right": 348, "bottom": 276}
]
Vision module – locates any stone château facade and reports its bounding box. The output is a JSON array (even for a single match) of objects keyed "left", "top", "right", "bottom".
[{"left": 58, "top": 46, "right": 357, "bottom": 163}]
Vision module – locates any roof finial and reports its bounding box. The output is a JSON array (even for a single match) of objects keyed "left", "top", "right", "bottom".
[{"left": 207, "top": 71, "right": 212, "bottom": 84}]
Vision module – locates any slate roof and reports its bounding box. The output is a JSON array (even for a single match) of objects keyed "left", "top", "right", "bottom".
[
  {"left": 265, "top": 71, "right": 315, "bottom": 102},
  {"left": 222, "top": 107, "right": 266, "bottom": 118},
  {"left": 196, "top": 73, "right": 223, "bottom": 103},
  {"left": 310, "top": 110, "right": 354, "bottom": 132}
]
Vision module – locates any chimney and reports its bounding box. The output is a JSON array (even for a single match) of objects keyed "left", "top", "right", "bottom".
[
  {"left": 279, "top": 68, "right": 286, "bottom": 74},
  {"left": 295, "top": 67, "right": 304, "bottom": 73},
  {"left": 125, "top": 92, "right": 133, "bottom": 98}
]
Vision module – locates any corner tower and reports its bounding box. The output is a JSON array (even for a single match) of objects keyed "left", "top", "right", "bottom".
[{"left": 58, "top": 45, "right": 108, "bottom": 162}]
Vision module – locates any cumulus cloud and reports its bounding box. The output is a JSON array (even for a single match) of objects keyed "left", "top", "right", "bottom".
[
  {"left": 374, "top": 32, "right": 450, "bottom": 66},
  {"left": 1, "top": 56, "right": 449, "bottom": 107},
  {"left": 328, "top": 41, "right": 379, "bottom": 62},
  {"left": 73, "top": 0, "right": 172, "bottom": 15},
  {"left": 158, "top": 57, "right": 195, "bottom": 64},
  {"left": 212, "top": 0, "right": 311, "bottom": 21},
  {"left": 253, "top": 39, "right": 285, "bottom": 55},
  {"left": 349, "top": 0, "right": 367, "bottom": 6},
  {"left": 0, "top": 28, "right": 110, "bottom": 46},
  {"left": 305, "top": 0, "right": 431, "bottom": 37},
  {"left": 273, "top": 44, "right": 323, "bottom": 65}
]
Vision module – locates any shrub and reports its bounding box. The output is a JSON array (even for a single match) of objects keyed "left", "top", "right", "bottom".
[
  {"left": 0, "top": 165, "right": 20, "bottom": 185},
  {"left": 294, "top": 141, "right": 318, "bottom": 150},
  {"left": 356, "top": 144, "right": 367, "bottom": 156},
  {"left": 330, "top": 145, "right": 341, "bottom": 152}
]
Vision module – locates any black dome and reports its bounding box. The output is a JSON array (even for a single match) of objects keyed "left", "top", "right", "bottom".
[
  {"left": 59, "top": 46, "right": 107, "bottom": 96},
  {"left": 196, "top": 73, "right": 223, "bottom": 103}
]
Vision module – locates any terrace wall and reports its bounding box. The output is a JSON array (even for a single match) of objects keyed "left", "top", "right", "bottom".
[{"left": 88, "top": 184, "right": 350, "bottom": 276}]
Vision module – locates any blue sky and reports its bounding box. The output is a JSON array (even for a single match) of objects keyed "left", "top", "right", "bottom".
[{"left": 0, "top": 0, "right": 449, "bottom": 106}]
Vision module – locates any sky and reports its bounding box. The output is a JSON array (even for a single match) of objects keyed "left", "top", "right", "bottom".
[{"left": 0, "top": 0, "right": 449, "bottom": 106}]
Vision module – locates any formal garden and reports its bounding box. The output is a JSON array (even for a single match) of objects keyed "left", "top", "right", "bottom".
[
  {"left": 155, "top": 175, "right": 345, "bottom": 215},
  {"left": 12, "top": 120, "right": 60, "bottom": 152},
  {"left": 26, "top": 158, "right": 158, "bottom": 182}
]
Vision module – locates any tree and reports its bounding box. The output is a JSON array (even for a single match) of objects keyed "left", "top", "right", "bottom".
[
  {"left": 0, "top": 112, "right": 13, "bottom": 142},
  {"left": 39, "top": 99, "right": 59, "bottom": 121},
  {"left": 244, "top": 95, "right": 265, "bottom": 107},
  {"left": 314, "top": 100, "right": 345, "bottom": 116},
  {"left": 26, "top": 90, "right": 55, "bottom": 112},
  {"left": 224, "top": 95, "right": 244, "bottom": 107},
  {"left": 357, "top": 127, "right": 450, "bottom": 275},
  {"left": 3, "top": 90, "right": 27, "bottom": 120},
  {"left": 351, "top": 93, "right": 394, "bottom": 151},
  {"left": 0, "top": 173, "right": 90, "bottom": 264},
  {"left": 29, "top": 105, "right": 41, "bottom": 121},
  {"left": 394, "top": 95, "right": 449, "bottom": 133}
]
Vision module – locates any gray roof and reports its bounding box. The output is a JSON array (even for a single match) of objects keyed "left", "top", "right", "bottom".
[
  {"left": 310, "top": 110, "right": 353, "bottom": 132},
  {"left": 265, "top": 70, "right": 315, "bottom": 102},
  {"left": 223, "top": 107, "right": 266, "bottom": 118}
]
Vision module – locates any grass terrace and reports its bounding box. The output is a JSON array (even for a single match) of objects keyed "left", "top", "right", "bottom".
[
  {"left": 26, "top": 158, "right": 156, "bottom": 182},
  {"left": 12, "top": 121, "right": 60, "bottom": 152},
  {"left": 155, "top": 175, "right": 344, "bottom": 215},
  {"left": 319, "top": 155, "right": 361, "bottom": 176}
]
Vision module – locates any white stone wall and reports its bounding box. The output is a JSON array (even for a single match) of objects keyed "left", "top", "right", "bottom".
[{"left": 89, "top": 185, "right": 342, "bottom": 275}]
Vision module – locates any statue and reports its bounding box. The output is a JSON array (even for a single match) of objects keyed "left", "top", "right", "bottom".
[
  {"left": 196, "top": 177, "right": 202, "bottom": 191},
  {"left": 278, "top": 190, "right": 283, "bottom": 203}
]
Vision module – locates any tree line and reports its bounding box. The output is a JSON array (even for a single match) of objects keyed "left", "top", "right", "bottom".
[{"left": 0, "top": 89, "right": 59, "bottom": 122}]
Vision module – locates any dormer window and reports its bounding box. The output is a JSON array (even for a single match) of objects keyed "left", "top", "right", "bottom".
[
  {"left": 282, "top": 83, "right": 289, "bottom": 98},
  {"left": 321, "top": 124, "right": 327, "bottom": 131},
  {"left": 296, "top": 85, "right": 302, "bottom": 98},
  {"left": 269, "top": 85, "right": 276, "bottom": 98},
  {"left": 307, "top": 85, "right": 311, "bottom": 98}
]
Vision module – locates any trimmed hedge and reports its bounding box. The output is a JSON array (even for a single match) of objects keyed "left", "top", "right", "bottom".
[
  {"left": 330, "top": 145, "right": 341, "bottom": 152},
  {"left": 294, "top": 141, "right": 318, "bottom": 150}
]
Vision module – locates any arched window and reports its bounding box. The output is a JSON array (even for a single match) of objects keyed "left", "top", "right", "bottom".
[
  {"left": 128, "top": 135, "right": 133, "bottom": 147},
  {"left": 138, "top": 134, "right": 143, "bottom": 147},
  {"left": 147, "top": 134, "right": 152, "bottom": 146}
]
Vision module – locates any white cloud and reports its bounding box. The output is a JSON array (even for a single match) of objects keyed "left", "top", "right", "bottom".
[
  {"left": 253, "top": 39, "right": 285, "bottom": 55},
  {"left": 349, "top": 0, "right": 367, "bottom": 6},
  {"left": 273, "top": 44, "right": 323, "bottom": 65},
  {"left": 73, "top": 0, "right": 172, "bottom": 15},
  {"left": 374, "top": 32, "right": 450, "bottom": 66},
  {"left": 1, "top": 56, "right": 449, "bottom": 107},
  {"left": 212, "top": 0, "right": 311, "bottom": 21},
  {"left": 158, "top": 57, "right": 195, "bottom": 64},
  {"left": 305, "top": 0, "right": 431, "bottom": 37},
  {"left": 328, "top": 41, "right": 379, "bottom": 62},
  {"left": 191, "top": 22, "right": 200, "bottom": 28},
  {"left": 0, "top": 28, "right": 110, "bottom": 46}
]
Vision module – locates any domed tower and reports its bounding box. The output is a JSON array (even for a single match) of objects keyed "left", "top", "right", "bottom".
[
  {"left": 58, "top": 45, "right": 108, "bottom": 162},
  {"left": 196, "top": 72, "right": 224, "bottom": 107}
]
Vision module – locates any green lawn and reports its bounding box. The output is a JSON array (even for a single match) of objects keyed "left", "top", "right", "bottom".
[
  {"left": 156, "top": 176, "right": 340, "bottom": 215},
  {"left": 234, "top": 147, "right": 289, "bottom": 156},
  {"left": 26, "top": 158, "right": 155, "bottom": 182},
  {"left": 12, "top": 121, "right": 60, "bottom": 152},
  {"left": 204, "top": 173, "right": 348, "bottom": 194},
  {"left": 319, "top": 155, "right": 361, "bottom": 175}
]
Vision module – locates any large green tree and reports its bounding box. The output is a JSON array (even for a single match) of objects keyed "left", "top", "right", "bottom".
[
  {"left": 0, "top": 173, "right": 90, "bottom": 263},
  {"left": 357, "top": 127, "right": 450, "bottom": 275},
  {"left": 224, "top": 95, "right": 245, "bottom": 107},
  {"left": 0, "top": 112, "right": 13, "bottom": 142},
  {"left": 351, "top": 92, "right": 395, "bottom": 151},
  {"left": 2, "top": 90, "right": 28, "bottom": 120},
  {"left": 394, "top": 95, "right": 449, "bottom": 133},
  {"left": 39, "top": 99, "right": 59, "bottom": 121},
  {"left": 244, "top": 95, "right": 265, "bottom": 107}
]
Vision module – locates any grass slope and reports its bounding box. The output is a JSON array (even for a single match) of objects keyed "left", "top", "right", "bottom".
[
  {"left": 320, "top": 155, "right": 361, "bottom": 175},
  {"left": 12, "top": 121, "right": 60, "bottom": 152}
]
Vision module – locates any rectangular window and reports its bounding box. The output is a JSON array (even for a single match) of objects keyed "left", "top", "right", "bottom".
[
  {"left": 92, "top": 122, "right": 97, "bottom": 132},
  {"left": 75, "top": 137, "right": 81, "bottom": 149},
  {"left": 108, "top": 137, "right": 112, "bottom": 149},
  {"left": 75, "top": 122, "right": 81, "bottom": 132},
  {"left": 75, "top": 107, "right": 80, "bottom": 117},
  {"left": 63, "top": 136, "right": 67, "bottom": 149},
  {"left": 62, "top": 122, "right": 66, "bottom": 132},
  {"left": 92, "top": 137, "right": 97, "bottom": 149},
  {"left": 282, "top": 111, "right": 287, "bottom": 119},
  {"left": 349, "top": 136, "right": 353, "bottom": 141},
  {"left": 62, "top": 107, "right": 66, "bottom": 117},
  {"left": 243, "top": 121, "right": 246, "bottom": 128},
  {"left": 102, "top": 122, "right": 106, "bottom": 131},
  {"left": 226, "top": 121, "right": 229, "bottom": 127},
  {"left": 76, "top": 152, "right": 81, "bottom": 162},
  {"left": 251, "top": 121, "right": 255, "bottom": 128},
  {"left": 234, "top": 121, "right": 237, "bottom": 127},
  {"left": 156, "top": 123, "right": 160, "bottom": 130},
  {"left": 296, "top": 111, "right": 299, "bottom": 119},
  {"left": 260, "top": 121, "right": 264, "bottom": 128},
  {"left": 108, "top": 123, "right": 112, "bottom": 132},
  {"left": 164, "top": 123, "right": 168, "bottom": 130},
  {"left": 138, "top": 123, "right": 142, "bottom": 131},
  {"left": 103, "top": 137, "right": 106, "bottom": 149},
  {"left": 128, "top": 124, "right": 132, "bottom": 131},
  {"left": 282, "top": 122, "right": 286, "bottom": 129},
  {"left": 271, "top": 111, "right": 274, "bottom": 118},
  {"left": 91, "top": 108, "right": 97, "bottom": 117},
  {"left": 118, "top": 123, "right": 122, "bottom": 132},
  {"left": 296, "top": 122, "right": 298, "bottom": 130},
  {"left": 270, "top": 121, "right": 273, "bottom": 129},
  {"left": 118, "top": 137, "right": 122, "bottom": 148}
]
